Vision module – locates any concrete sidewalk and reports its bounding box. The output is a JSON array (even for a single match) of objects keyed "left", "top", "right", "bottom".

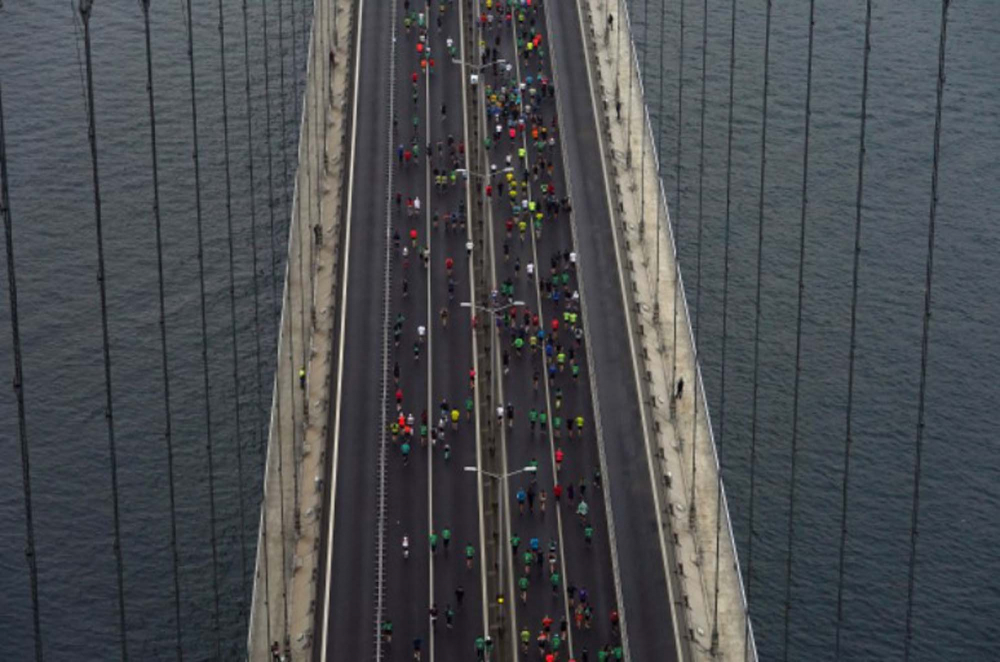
[
  {"left": 577, "top": 0, "right": 757, "bottom": 659},
  {"left": 246, "top": 0, "right": 354, "bottom": 658}
]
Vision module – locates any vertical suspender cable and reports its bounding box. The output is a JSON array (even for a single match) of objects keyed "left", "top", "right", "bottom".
[
  {"left": 182, "top": 0, "right": 223, "bottom": 655},
  {"left": 904, "top": 2, "right": 950, "bottom": 659},
  {"left": 652, "top": 0, "right": 665, "bottom": 326},
  {"left": 671, "top": 0, "right": 684, "bottom": 383},
  {"left": 241, "top": 0, "right": 272, "bottom": 648},
  {"left": 834, "top": 1, "right": 872, "bottom": 657},
  {"left": 658, "top": 0, "right": 669, "bottom": 156},
  {"left": 626, "top": 0, "right": 635, "bottom": 165},
  {"left": 290, "top": 0, "right": 307, "bottom": 375},
  {"left": 639, "top": 0, "right": 648, "bottom": 243},
  {"left": 78, "top": 3, "right": 129, "bottom": 658},
  {"left": 278, "top": 0, "right": 292, "bottom": 235},
  {"left": 642, "top": 0, "right": 650, "bottom": 219},
  {"left": 710, "top": 0, "right": 738, "bottom": 652},
  {"left": 1, "top": 78, "right": 45, "bottom": 662},
  {"left": 323, "top": 0, "right": 331, "bottom": 172},
  {"left": 782, "top": 1, "right": 816, "bottom": 659},
  {"left": 689, "top": 0, "right": 708, "bottom": 531},
  {"left": 315, "top": 0, "right": 324, "bottom": 307},
  {"left": 277, "top": 0, "right": 302, "bottom": 538},
  {"left": 215, "top": 0, "right": 250, "bottom": 633},
  {"left": 312, "top": 0, "right": 321, "bottom": 304},
  {"left": 262, "top": 0, "right": 292, "bottom": 643},
  {"left": 612, "top": 0, "right": 625, "bottom": 116},
  {"left": 138, "top": 2, "right": 184, "bottom": 658},
  {"left": 746, "top": 0, "right": 772, "bottom": 655}
]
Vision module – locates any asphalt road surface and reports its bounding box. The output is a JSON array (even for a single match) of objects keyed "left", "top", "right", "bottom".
[{"left": 317, "top": 0, "right": 680, "bottom": 660}]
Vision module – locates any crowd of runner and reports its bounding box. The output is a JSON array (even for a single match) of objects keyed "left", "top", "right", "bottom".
[{"left": 382, "top": 0, "right": 623, "bottom": 659}]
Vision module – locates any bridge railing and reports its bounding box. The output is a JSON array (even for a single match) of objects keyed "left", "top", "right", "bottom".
[
  {"left": 246, "top": 0, "right": 354, "bottom": 657},
  {"left": 575, "top": 0, "right": 758, "bottom": 658}
]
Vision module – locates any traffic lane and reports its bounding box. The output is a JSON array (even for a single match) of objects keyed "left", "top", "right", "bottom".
[
  {"left": 323, "top": 0, "right": 393, "bottom": 658},
  {"left": 481, "top": 16, "right": 575, "bottom": 652},
  {"left": 382, "top": 3, "right": 435, "bottom": 656},
  {"left": 519, "top": 11, "right": 621, "bottom": 649},
  {"left": 502, "top": 317, "right": 571, "bottom": 648},
  {"left": 496, "top": 5, "right": 621, "bottom": 651},
  {"left": 428, "top": 14, "right": 484, "bottom": 658},
  {"left": 530, "top": 215, "right": 619, "bottom": 654},
  {"left": 546, "top": 0, "right": 680, "bottom": 659},
  {"left": 486, "top": 216, "right": 568, "bottom": 648}
]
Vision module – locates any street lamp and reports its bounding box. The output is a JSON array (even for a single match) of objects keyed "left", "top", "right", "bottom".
[
  {"left": 452, "top": 57, "right": 507, "bottom": 71},
  {"left": 460, "top": 300, "right": 525, "bottom": 316},
  {"left": 465, "top": 464, "right": 537, "bottom": 645},
  {"left": 463, "top": 465, "right": 538, "bottom": 480},
  {"left": 455, "top": 166, "right": 514, "bottom": 180}
]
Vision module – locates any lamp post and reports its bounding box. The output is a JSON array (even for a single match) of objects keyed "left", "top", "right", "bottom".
[
  {"left": 452, "top": 57, "right": 507, "bottom": 71},
  {"left": 455, "top": 165, "right": 514, "bottom": 181},
  {"left": 460, "top": 299, "right": 525, "bottom": 317},
  {"left": 465, "top": 464, "right": 537, "bottom": 658},
  {"left": 453, "top": 58, "right": 507, "bottom": 87},
  {"left": 460, "top": 299, "right": 525, "bottom": 457}
]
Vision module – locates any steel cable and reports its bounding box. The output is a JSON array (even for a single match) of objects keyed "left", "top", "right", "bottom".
[
  {"left": 689, "top": 0, "right": 708, "bottom": 533},
  {"left": 261, "top": 0, "right": 292, "bottom": 643},
  {"left": 626, "top": 0, "right": 634, "bottom": 165},
  {"left": 671, "top": 0, "right": 683, "bottom": 385},
  {"left": 311, "top": 0, "right": 322, "bottom": 310},
  {"left": 239, "top": 0, "right": 272, "bottom": 649},
  {"left": 290, "top": 0, "right": 308, "bottom": 377},
  {"left": 138, "top": 2, "right": 184, "bottom": 658},
  {"left": 615, "top": 0, "right": 622, "bottom": 112},
  {"left": 277, "top": 0, "right": 302, "bottom": 540},
  {"left": 215, "top": 0, "right": 250, "bottom": 634},
  {"left": 746, "top": 0, "right": 772, "bottom": 650},
  {"left": 711, "top": 0, "right": 738, "bottom": 651},
  {"left": 639, "top": 0, "right": 648, "bottom": 246},
  {"left": 1, "top": 77, "right": 44, "bottom": 662},
  {"left": 78, "top": 2, "right": 129, "bottom": 658},
  {"left": 782, "top": 1, "right": 817, "bottom": 658},
  {"left": 834, "top": 1, "right": 872, "bottom": 657},
  {"left": 904, "top": 2, "right": 950, "bottom": 659},
  {"left": 182, "top": 0, "right": 223, "bottom": 655}
]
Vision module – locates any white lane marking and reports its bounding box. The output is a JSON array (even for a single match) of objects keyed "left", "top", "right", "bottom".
[
  {"left": 468, "top": 7, "right": 522, "bottom": 655},
  {"left": 506, "top": 16, "right": 575, "bottom": 660},
  {"left": 424, "top": 46, "right": 436, "bottom": 662},
  {"left": 318, "top": 0, "right": 374, "bottom": 656},
  {"left": 374, "top": 3, "right": 399, "bottom": 660},
  {"left": 457, "top": 0, "right": 491, "bottom": 640},
  {"left": 569, "top": 0, "right": 685, "bottom": 659},
  {"left": 543, "top": 9, "right": 633, "bottom": 660}
]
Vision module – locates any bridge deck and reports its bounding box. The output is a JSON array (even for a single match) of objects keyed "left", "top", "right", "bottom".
[{"left": 315, "top": 0, "right": 683, "bottom": 660}]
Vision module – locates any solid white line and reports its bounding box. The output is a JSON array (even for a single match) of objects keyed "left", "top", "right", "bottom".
[
  {"left": 481, "top": 131, "right": 520, "bottom": 662},
  {"left": 319, "top": 0, "right": 368, "bottom": 655},
  {"left": 504, "top": 17, "right": 576, "bottom": 660},
  {"left": 425, "top": 51, "right": 436, "bottom": 662},
  {"left": 374, "top": 4, "right": 399, "bottom": 661},
  {"left": 540, "top": 4, "right": 635, "bottom": 659},
  {"left": 569, "top": 0, "right": 685, "bottom": 659},
  {"left": 468, "top": 4, "right": 521, "bottom": 653},
  {"left": 457, "top": 0, "right": 491, "bottom": 641}
]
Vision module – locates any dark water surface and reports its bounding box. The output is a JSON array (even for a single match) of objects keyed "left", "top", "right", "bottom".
[
  {"left": 628, "top": 0, "right": 999, "bottom": 659},
  {"left": 1, "top": 0, "right": 312, "bottom": 658},
  {"left": 0, "top": 0, "right": 997, "bottom": 660}
]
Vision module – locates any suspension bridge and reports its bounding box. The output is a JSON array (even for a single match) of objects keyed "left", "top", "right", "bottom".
[{"left": 0, "top": 0, "right": 975, "bottom": 661}]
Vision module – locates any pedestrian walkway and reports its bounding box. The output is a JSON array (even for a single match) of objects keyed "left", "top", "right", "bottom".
[{"left": 247, "top": 0, "right": 354, "bottom": 658}]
